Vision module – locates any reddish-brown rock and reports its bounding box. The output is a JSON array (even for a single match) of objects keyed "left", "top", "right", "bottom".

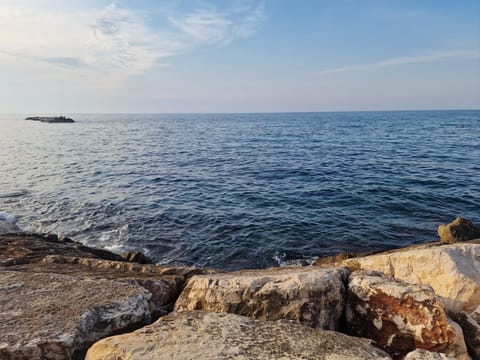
[{"left": 346, "top": 271, "right": 468, "bottom": 359}]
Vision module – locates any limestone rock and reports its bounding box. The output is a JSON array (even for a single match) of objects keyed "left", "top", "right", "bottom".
[
  {"left": 452, "top": 309, "right": 480, "bottom": 359},
  {"left": 438, "top": 217, "right": 480, "bottom": 244},
  {"left": 0, "top": 270, "right": 152, "bottom": 359},
  {"left": 343, "top": 243, "right": 480, "bottom": 313},
  {"left": 346, "top": 271, "right": 468, "bottom": 359},
  {"left": 0, "top": 234, "right": 126, "bottom": 266},
  {"left": 175, "top": 266, "right": 349, "bottom": 330},
  {"left": 403, "top": 349, "right": 456, "bottom": 359},
  {"left": 12, "top": 255, "right": 186, "bottom": 317},
  {"left": 85, "top": 310, "right": 391, "bottom": 360}
]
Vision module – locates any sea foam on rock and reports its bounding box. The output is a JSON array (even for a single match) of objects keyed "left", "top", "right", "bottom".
[
  {"left": 85, "top": 311, "right": 392, "bottom": 360},
  {"left": 175, "top": 266, "right": 349, "bottom": 330}
]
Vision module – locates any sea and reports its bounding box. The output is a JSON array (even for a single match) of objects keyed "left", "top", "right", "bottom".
[{"left": 0, "top": 111, "right": 478, "bottom": 270}]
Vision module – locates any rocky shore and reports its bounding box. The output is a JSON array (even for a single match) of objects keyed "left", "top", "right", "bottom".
[{"left": 0, "top": 217, "right": 479, "bottom": 359}]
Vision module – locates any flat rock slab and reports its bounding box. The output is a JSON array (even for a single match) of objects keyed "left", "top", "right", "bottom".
[
  {"left": 0, "top": 234, "right": 125, "bottom": 266},
  {"left": 11, "top": 256, "right": 185, "bottom": 317},
  {"left": 0, "top": 270, "right": 152, "bottom": 359},
  {"left": 344, "top": 243, "right": 480, "bottom": 313},
  {"left": 346, "top": 271, "right": 468, "bottom": 359},
  {"left": 175, "top": 266, "right": 349, "bottom": 330},
  {"left": 85, "top": 311, "right": 392, "bottom": 360}
]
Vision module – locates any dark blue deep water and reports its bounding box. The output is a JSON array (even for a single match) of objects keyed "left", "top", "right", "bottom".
[{"left": 0, "top": 111, "right": 479, "bottom": 269}]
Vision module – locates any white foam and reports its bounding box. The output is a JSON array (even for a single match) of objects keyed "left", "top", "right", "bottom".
[{"left": 0, "top": 211, "right": 16, "bottom": 224}]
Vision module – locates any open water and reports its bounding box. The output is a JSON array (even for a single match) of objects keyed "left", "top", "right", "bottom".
[{"left": 0, "top": 111, "right": 478, "bottom": 269}]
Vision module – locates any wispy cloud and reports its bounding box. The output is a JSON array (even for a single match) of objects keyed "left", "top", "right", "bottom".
[
  {"left": 169, "top": 1, "right": 266, "bottom": 45},
  {"left": 0, "top": 1, "right": 266, "bottom": 80},
  {"left": 317, "top": 50, "right": 480, "bottom": 75}
]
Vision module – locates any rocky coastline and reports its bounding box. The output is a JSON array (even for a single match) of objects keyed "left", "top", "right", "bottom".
[{"left": 0, "top": 217, "right": 479, "bottom": 359}]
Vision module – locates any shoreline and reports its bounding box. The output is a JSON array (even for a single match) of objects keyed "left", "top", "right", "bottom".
[{"left": 1, "top": 218, "right": 479, "bottom": 359}]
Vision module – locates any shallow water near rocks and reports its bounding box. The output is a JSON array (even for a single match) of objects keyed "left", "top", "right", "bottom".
[{"left": 0, "top": 111, "right": 478, "bottom": 270}]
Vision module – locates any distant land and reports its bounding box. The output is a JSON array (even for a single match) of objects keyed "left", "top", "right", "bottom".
[{"left": 25, "top": 116, "right": 75, "bottom": 123}]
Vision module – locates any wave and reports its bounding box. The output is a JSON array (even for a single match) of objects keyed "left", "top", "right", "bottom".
[{"left": 0, "top": 211, "right": 17, "bottom": 224}]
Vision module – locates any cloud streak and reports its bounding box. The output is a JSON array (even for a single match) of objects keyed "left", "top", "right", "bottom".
[
  {"left": 0, "top": 1, "right": 266, "bottom": 80},
  {"left": 317, "top": 50, "right": 480, "bottom": 75}
]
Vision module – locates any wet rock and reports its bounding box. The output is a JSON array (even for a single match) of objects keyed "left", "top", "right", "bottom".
[
  {"left": 452, "top": 308, "right": 480, "bottom": 359},
  {"left": 438, "top": 217, "right": 480, "bottom": 244},
  {"left": 343, "top": 243, "right": 480, "bottom": 313},
  {"left": 0, "top": 270, "right": 152, "bottom": 359},
  {"left": 346, "top": 271, "right": 468, "bottom": 359},
  {"left": 121, "top": 251, "right": 149, "bottom": 264},
  {"left": 403, "top": 349, "right": 456, "bottom": 359},
  {"left": 0, "top": 233, "right": 126, "bottom": 266},
  {"left": 85, "top": 311, "right": 392, "bottom": 360},
  {"left": 175, "top": 266, "right": 349, "bottom": 330}
]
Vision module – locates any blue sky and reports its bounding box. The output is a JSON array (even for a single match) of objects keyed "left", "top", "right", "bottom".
[{"left": 1, "top": 0, "right": 479, "bottom": 112}]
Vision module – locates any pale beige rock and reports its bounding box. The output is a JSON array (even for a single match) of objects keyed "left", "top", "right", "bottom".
[
  {"left": 0, "top": 270, "right": 153, "bottom": 359},
  {"left": 85, "top": 311, "right": 392, "bottom": 360},
  {"left": 403, "top": 349, "right": 456, "bottom": 359},
  {"left": 344, "top": 243, "right": 480, "bottom": 313},
  {"left": 175, "top": 266, "right": 349, "bottom": 330},
  {"left": 346, "top": 271, "right": 469, "bottom": 360}
]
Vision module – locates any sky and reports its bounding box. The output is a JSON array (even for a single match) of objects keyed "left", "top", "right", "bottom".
[{"left": 1, "top": 0, "right": 479, "bottom": 113}]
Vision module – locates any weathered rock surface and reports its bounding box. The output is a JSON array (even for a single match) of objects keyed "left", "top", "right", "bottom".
[
  {"left": 343, "top": 243, "right": 480, "bottom": 313},
  {"left": 346, "top": 271, "right": 468, "bottom": 359},
  {"left": 403, "top": 349, "right": 456, "bottom": 359},
  {"left": 11, "top": 255, "right": 185, "bottom": 317},
  {"left": 452, "top": 309, "right": 480, "bottom": 359},
  {"left": 0, "top": 233, "right": 126, "bottom": 266},
  {"left": 175, "top": 266, "right": 349, "bottom": 330},
  {"left": 0, "top": 270, "right": 153, "bottom": 359},
  {"left": 85, "top": 311, "right": 392, "bottom": 360},
  {"left": 438, "top": 217, "right": 480, "bottom": 244}
]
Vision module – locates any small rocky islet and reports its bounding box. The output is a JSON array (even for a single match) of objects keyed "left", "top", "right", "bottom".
[
  {"left": 0, "top": 217, "right": 479, "bottom": 359},
  {"left": 25, "top": 116, "right": 75, "bottom": 123}
]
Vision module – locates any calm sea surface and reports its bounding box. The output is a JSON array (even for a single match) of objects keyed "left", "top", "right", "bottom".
[{"left": 0, "top": 111, "right": 478, "bottom": 269}]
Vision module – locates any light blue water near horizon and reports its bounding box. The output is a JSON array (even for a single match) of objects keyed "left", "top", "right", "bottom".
[{"left": 0, "top": 111, "right": 479, "bottom": 270}]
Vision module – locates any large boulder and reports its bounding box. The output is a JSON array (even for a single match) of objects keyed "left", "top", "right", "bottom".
[
  {"left": 438, "top": 217, "right": 480, "bottom": 244},
  {"left": 343, "top": 243, "right": 480, "bottom": 313},
  {"left": 0, "top": 270, "right": 152, "bottom": 359},
  {"left": 175, "top": 266, "right": 349, "bottom": 330},
  {"left": 346, "top": 271, "right": 468, "bottom": 359},
  {"left": 85, "top": 311, "right": 391, "bottom": 360},
  {"left": 12, "top": 255, "right": 185, "bottom": 317}
]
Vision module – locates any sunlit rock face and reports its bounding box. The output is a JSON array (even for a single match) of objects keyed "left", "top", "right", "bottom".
[
  {"left": 344, "top": 243, "right": 480, "bottom": 313},
  {"left": 345, "top": 271, "right": 469, "bottom": 360},
  {"left": 85, "top": 311, "right": 392, "bottom": 360},
  {"left": 174, "top": 266, "right": 350, "bottom": 330}
]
